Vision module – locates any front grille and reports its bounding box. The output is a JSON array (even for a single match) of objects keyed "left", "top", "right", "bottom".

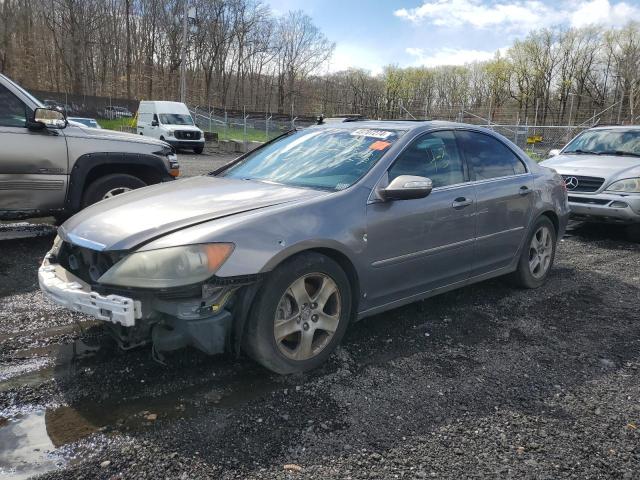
[
  {"left": 562, "top": 175, "right": 605, "bottom": 192},
  {"left": 174, "top": 130, "right": 201, "bottom": 140},
  {"left": 57, "top": 242, "right": 123, "bottom": 285},
  {"left": 568, "top": 196, "right": 610, "bottom": 205}
]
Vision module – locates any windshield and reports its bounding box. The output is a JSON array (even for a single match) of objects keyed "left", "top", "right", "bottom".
[
  {"left": 2, "top": 75, "right": 44, "bottom": 107},
  {"left": 564, "top": 129, "right": 640, "bottom": 157},
  {"left": 221, "top": 127, "right": 403, "bottom": 191},
  {"left": 160, "top": 113, "right": 194, "bottom": 125}
]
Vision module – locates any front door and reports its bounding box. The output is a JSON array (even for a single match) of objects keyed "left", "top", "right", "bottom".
[
  {"left": 0, "top": 84, "right": 68, "bottom": 215},
  {"left": 366, "top": 130, "right": 477, "bottom": 307},
  {"left": 455, "top": 130, "right": 534, "bottom": 276}
]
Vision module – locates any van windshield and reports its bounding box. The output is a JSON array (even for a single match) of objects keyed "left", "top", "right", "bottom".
[{"left": 159, "top": 113, "right": 193, "bottom": 125}]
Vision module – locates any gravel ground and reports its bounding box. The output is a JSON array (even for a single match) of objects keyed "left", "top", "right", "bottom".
[{"left": 1, "top": 155, "right": 639, "bottom": 479}]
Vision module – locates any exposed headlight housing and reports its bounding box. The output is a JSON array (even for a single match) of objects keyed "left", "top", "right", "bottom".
[
  {"left": 47, "top": 234, "right": 64, "bottom": 257},
  {"left": 98, "top": 243, "right": 234, "bottom": 288},
  {"left": 606, "top": 178, "right": 640, "bottom": 193}
]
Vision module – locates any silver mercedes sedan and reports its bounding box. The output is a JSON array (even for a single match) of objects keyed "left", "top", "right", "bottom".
[{"left": 39, "top": 121, "right": 569, "bottom": 373}]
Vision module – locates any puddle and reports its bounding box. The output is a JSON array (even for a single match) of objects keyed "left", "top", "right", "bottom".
[
  {"left": 0, "top": 338, "right": 100, "bottom": 393},
  {"left": 0, "top": 221, "right": 56, "bottom": 241},
  {"left": 0, "top": 411, "right": 65, "bottom": 479}
]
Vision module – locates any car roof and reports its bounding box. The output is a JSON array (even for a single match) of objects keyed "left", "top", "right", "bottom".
[
  {"left": 314, "top": 120, "right": 461, "bottom": 131},
  {"left": 589, "top": 125, "right": 640, "bottom": 131}
]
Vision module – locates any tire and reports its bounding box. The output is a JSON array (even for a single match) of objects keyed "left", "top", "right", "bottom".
[
  {"left": 243, "top": 252, "right": 352, "bottom": 374},
  {"left": 627, "top": 224, "right": 640, "bottom": 243},
  {"left": 193, "top": 145, "right": 204, "bottom": 154},
  {"left": 82, "top": 173, "right": 146, "bottom": 208},
  {"left": 511, "top": 216, "right": 557, "bottom": 289}
]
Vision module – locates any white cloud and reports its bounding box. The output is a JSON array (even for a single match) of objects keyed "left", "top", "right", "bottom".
[
  {"left": 405, "top": 47, "right": 499, "bottom": 67},
  {"left": 394, "top": 0, "right": 640, "bottom": 31},
  {"left": 570, "top": 0, "right": 640, "bottom": 28},
  {"left": 394, "top": 0, "right": 549, "bottom": 30},
  {"left": 327, "top": 43, "right": 384, "bottom": 75}
]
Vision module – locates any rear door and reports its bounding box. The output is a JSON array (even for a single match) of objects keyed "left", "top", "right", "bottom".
[
  {"left": 0, "top": 83, "right": 68, "bottom": 215},
  {"left": 455, "top": 130, "right": 533, "bottom": 276},
  {"left": 365, "top": 130, "right": 477, "bottom": 307}
]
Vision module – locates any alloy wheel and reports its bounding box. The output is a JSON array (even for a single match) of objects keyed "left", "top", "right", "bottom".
[
  {"left": 103, "top": 187, "right": 132, "bottom": 199},
  {"left": 529, "top": 225, "right": 553, "bottom": 279},
  {"left": 274, "top": 273, "right": 341, "bottom": 361}
]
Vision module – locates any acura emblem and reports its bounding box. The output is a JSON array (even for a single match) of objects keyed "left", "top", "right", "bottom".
[{"left": 564, "top": 176, "right": 579, "bottom": 190}]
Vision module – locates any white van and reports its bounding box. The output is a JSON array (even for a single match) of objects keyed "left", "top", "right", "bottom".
[{"left": 137, "top": 101, "right": 205, "bottom": 154}]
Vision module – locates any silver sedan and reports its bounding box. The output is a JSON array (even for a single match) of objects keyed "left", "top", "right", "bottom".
[{"left": 39, "top": 121, "right": 569, "bottom": 373}]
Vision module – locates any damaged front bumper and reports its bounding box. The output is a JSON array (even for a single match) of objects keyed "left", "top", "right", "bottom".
[
  {"left": 39, "top": 261, "right": 142, "bottom": 326},
  {"left": 38, "top": 253, "right": 259, "bottom": 357}
]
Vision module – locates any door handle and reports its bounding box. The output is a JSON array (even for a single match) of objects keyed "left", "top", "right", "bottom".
[
  {"left": 519, "top": 186, "right": 532, "bottom": 196},
  {"left": 452, "top": 197, "right": 472, "bottom": 209}
]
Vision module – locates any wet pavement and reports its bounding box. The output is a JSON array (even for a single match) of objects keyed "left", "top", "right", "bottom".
[{"left": 1, "top": 156, "right": 640, "bottom": 478}]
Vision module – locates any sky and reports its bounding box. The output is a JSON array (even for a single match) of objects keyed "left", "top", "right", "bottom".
[{"left": 265, "top": 0, "right": 640, "bottom": 74}]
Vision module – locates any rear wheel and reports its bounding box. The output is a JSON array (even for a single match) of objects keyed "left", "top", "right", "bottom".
[
  {"left": 244, "top": 252, "right": 352, "bottom": 374},
  {"left": 512, "top": 216, "right": 557, "bottom": 288},
  {"left": 82, "top": 174, "right": 146, "bottom": 208}
]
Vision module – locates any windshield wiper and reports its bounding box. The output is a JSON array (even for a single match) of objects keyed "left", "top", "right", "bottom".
[
  {"left": 566, "top": 149, "right": 601, "bottom": 155},
  {"left": 599, "top": 150, "right": 640, "bottom": 158}
]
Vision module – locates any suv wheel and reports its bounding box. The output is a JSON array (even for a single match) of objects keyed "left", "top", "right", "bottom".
[
  {"left": 193, "top": 145, "right": 204, "bottom": 154},
  {"left": 244, "top": 252, "right": 352, "bottom": 374},
  {"left": 82, "top": 174, "right": 146, "bottom": 207},
  {"left": 511, "top": 216, "right": 557, "bottom": 288}
]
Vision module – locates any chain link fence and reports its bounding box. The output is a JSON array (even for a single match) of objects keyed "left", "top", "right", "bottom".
[
  {"left": 28, "top": 89, "right": 594, "bottom": 157},
  {"left": 190, "top": 107, "right": 317, "bottom": 143},
  {"left": 480, "top": 124, "right": 588, "bottom": 160}
]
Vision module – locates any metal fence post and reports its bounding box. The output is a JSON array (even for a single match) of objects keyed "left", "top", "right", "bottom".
[
  {"left": 224, "top": 111, "right": 228, "bottom": 142},
  {"left": 266, "top": 114, "right": 272, "bottom": 142},
  {"left": 243, "top": 108, "right": 248, "bottom": 151}
]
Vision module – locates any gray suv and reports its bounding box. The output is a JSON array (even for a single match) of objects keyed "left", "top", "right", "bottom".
[{"left": 0, "top": 74, "right": 179, "bottom": 221}]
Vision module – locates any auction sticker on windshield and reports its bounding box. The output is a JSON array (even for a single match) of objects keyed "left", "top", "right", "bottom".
[{"left": 351, "top": 128, "right": 392, "bottom": 139}]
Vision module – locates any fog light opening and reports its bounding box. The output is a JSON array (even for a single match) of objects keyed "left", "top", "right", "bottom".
[{"left": 610, "top": 201, "right": 629, "bottom": 208}]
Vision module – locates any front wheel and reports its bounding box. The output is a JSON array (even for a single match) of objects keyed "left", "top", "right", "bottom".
[
  {"left": 82, "top": 174, "right": 146, "bottom": 208},
  {"left": 193, "top": 145, "right": 204, "bottom": 154},
  {"left": 511, "top": 216, "right": 557, "bottom": 288},
  {"left": 244, "top": 252, "right": 352, "bottom": 374}
]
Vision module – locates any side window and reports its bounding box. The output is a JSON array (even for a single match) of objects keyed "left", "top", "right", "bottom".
[
  {"left": 388, "top": 130, "right": 466, "bottom": 188},
  {"left": 456, "top": 131, "right": 526, "bottom": 180},
  {"left": 0, "top": 84, "right": 27, "bottom": 128}
]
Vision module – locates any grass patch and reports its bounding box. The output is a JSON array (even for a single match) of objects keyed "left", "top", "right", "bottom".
[
  {"left": 524, "top": 149, "right": 545, "bottom": 162},
  {"left": 207, "top": 125, "right": 286, "bottom": 143},
  {"left": 99, "top": 117, "right": 136, "bottom": 130}
]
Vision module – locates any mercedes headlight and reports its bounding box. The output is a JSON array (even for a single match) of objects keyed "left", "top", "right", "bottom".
[
  {"left": 606, "top": 178, "right": 640, "bottom": 193},
  {"left": 98, "top": 243, "right": 234, "bottom": 288}
]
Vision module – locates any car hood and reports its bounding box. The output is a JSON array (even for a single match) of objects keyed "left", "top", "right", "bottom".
[
  {"left": 60, "top": 176, "right": 327, "bottom": 251},
  {"left": 64, "top": 124, "right": 168, "bottom": 148},
  {"left": 541, "top": 154, "right": 640, "bottom": 181}
]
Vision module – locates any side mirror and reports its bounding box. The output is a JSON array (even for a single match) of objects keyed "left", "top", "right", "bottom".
[
  {"left": 380, "top": 175, "right": 433, "bottom": 201},
  {"left": 27, "top": 107, "right": 67, "bottom": 130},
  {"left": 548, "top": 149, "right": 560, "bottom": 157},
  {"left": 151, "top": 120, "right": 159, "bottom": 126}
]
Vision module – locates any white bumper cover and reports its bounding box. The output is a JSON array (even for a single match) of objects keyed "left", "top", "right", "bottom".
[{"left": 38, "top": 262, "right": 141, "bottom": 327}]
